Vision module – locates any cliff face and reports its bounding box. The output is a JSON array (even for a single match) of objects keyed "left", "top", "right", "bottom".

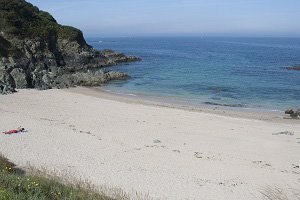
[{"left": 0, "top": 0, "right": 140, "bottom": 94}]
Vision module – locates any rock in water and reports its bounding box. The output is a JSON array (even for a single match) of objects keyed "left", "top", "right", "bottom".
[
  {"left": 0, "top": 0, "right": 140, "bottom": 94},
  {"left": 286, "top": 66, "right": 300, "bottom": 71}
]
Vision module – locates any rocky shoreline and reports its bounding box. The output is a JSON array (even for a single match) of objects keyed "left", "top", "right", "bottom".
[{"left": 0, "top": 0, "right": 140, "bottom": 94}]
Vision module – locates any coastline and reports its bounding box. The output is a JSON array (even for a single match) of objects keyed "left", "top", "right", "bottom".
[
  {"left": 1, "top": 1, "right": 299, "bottom": 199},
  {"left": 1, "top": 88, "right": 299, "bottom": 199},
  {"left": 67, "top": 87, "right": 298, "bottom": 124}
]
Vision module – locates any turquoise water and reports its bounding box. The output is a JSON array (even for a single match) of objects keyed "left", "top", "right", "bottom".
[{"left": 87, "top": 37, "right": 300, "bottom": 110}]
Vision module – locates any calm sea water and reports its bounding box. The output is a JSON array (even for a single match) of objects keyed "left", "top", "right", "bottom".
[{"left": 87, "top": 37, "right": 300, "bottom": 111}]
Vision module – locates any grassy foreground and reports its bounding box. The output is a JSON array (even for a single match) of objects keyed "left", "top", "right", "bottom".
[{"left": 0, "top": 155, "right": 113, "bottom": 200}]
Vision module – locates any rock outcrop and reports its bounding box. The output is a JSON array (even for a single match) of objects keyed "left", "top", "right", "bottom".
[
  {"left": 54, "top": 70, "right": 129, "bottom": 89},
  {"left": 285, "top": 108, "right": 300, "bottom": 119},
  {"left": 286, "top": 66, "right": 300, "bottom": 71},
  {"left": 0, "top": 0, "right": 140, "bottom": 94}
]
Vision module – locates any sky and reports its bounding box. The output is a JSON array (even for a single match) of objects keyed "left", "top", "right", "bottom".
[{"left": 27, "top": 0, "right": 300, "bottom": 38}]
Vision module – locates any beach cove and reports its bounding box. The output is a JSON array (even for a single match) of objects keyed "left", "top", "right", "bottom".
[{"left": 0, "top": 87, "right": 299, "bottom": 199}]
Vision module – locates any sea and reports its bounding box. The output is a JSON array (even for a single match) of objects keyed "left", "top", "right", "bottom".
[{"left": 87, "top": 37, "right": 300, "bottom": 111}]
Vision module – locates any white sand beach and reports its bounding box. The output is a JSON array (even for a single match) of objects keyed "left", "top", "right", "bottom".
[{"left": 0, "top": 88, "right": 299, "bottom": 200}]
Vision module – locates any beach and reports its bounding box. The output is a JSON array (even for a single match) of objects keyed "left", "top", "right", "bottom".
[{"left": 0, "top": 88, "right": 299, "bottom": 199}]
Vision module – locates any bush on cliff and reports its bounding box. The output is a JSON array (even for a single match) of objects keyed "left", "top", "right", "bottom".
[{"left": 0, "top": 0, "right": 88, "bottom": 49}]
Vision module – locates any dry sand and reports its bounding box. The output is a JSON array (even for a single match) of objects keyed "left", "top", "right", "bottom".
[{"left": 0, "top": 87, "right": 299, "bottom": 200}]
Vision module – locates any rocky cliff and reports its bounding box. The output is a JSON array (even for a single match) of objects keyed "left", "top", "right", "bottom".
[{"left": 0, "top": 0, "right": 140, "bottom": 94}]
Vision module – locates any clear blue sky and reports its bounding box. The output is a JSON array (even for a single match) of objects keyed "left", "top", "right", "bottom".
[{"left": 27, "top": 0, "right": 300, "bottom": 37}]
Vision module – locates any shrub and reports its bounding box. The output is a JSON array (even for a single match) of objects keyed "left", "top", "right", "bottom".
[{"left": 0, "top": 0, "right": 88, "bottom": 47}]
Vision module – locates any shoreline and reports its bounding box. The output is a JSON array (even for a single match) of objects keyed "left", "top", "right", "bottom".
[
  {"left": 67, "top": 87, "right": 298, "bottom": 124},
  {"left": 1, "top": 88, "right": 300, "bottom": 199}
]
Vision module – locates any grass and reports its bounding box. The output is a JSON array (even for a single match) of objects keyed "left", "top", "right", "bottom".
[{"left": 0, "top": 154, "right": 114, "bottom": 200}]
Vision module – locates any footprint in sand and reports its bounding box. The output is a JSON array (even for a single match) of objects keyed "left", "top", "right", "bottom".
[
  {"left": 79, "top": 130, "right": 99, "bottom": 138},
  {"left": 40, "top": 118, "right": 58, "bottom": 122},
  {"left": 153, "top": 139, "right": 162, "bottom": 143},
  {"left": 252, "top": 161, "right": 272, "bottom": 168},
  {"left": 194, "top": 152, "right": 203, "bottom": 159},
  {"left": 272, "top": 131, "right": 294, "bottom": 136},
  {"left": 149, "top": 145, "right": 159, "bottom": 148},
  {"left": 145, "top": 145, "right": 167, "bottom": 149},
  {"left": 292, "top": 164, "right": 300, "bottom": 169},
  {"left": 292, "top": 164, "right": 300, "bottom": 175},
  {"left": 218, "top": 179, "right": 244, "bottom": 188},
  {"left": 194, "top": 152, "right": 221, "bottom": 160},
  {"left": 281, "top": 166, "right": 300, "bottom": 175},
  {"left": 83, "top": 131, "right": 91, "bottom": 135},
  {"left": 193, "top": 178, "right": 211, "bottom": 186}
]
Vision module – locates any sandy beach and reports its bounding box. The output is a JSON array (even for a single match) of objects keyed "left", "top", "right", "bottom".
[{"left": 0, "top": 88, "right": 299, "bottom": 200}]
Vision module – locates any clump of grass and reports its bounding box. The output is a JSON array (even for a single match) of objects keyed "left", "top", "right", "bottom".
[
  {"left": 0, "top": 154, "right": 113, "bottom": 200},
  {"left": 0, "top": 154, "right": 16, "bottom": 173}
]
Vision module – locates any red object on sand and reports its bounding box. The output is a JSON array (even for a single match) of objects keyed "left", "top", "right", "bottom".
[
  {"left": 10, "top": 130, "right": 18, "bottom": 133},
  {"left": 2, "top": 129, "right": 24, "bottom": 134}
]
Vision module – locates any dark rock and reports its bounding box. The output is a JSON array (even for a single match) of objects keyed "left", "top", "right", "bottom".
[
  {"left": 290, "top": 113, "right": 299, "bottom": 119},
  {"left": 105, "top": 71, "right": 129, "bottom": 81},
  {"left": 0, "top": 69, "right": 16, "bottom": 94},
  {"left": 10, "top": 68, "right": 27, "bottom": 88},
  {"left": 99, "top": 49, "right": 141, "bottom": 64},
  {"left": 32, "top": 70, "right": 55, "bottom": 90},
  {"left": 285, "top": 108, "right": 300, "bottom": 119},
  {"left": 53, "top": 70, "right": 129, "bottom": 89},
  {"left": 285, "top": 109, "right": 294, "bottom": 115},
  {"left": 296, "top": 109, "right": 300, "bottom": 116},
  {"left": 0, "top": 0, "right": 141, "bottom": 94},
  {"left": 286, "top": 66, "right": 300, "bottom": 71}
]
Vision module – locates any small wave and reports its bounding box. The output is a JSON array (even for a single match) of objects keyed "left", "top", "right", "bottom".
[
  {"left": 204, "top": 101, "right": 246, "bottom": 108},
  {"left": 210, "top": 97, "right": 222, "bottom": 100},
  {"left": 180, "top": 84, "right": 234, "bottom": 93},
  {"left": 127, "top": 93, "right": 137, "bottom": 97}
]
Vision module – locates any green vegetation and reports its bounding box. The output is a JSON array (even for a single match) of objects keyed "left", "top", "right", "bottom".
[
  {"left": 0, "top": 0, "right": 88, "bottom": 46},
  {"left": 0, "top": 35, "right": 23, "bottom": 58},
  {"left": 0, "top": 154, "right": 113, "bottom": 200},
  {"left": 0, "top": 35, "right": 10, "bottom": 57}
]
